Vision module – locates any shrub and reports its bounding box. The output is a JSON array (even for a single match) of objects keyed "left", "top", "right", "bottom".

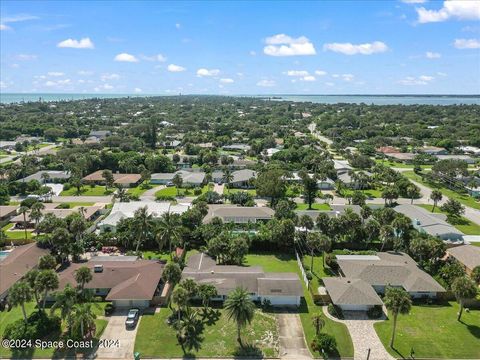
[
  {"left": 3, "top": 312, "right": 61, "bottom": 340},
  {"left": 57, "top": 203, "right": 70, "bottom": 209},
  {"left": 325, "top": 254, "right": 338, "bottom": 271},
  {"left": 104, "top": 303, "right": 115, "bottom": 316},
  {"left": 63, "top": 183, "right": 71, "bottom": 191},
  {"left": 327, "top": 303, "right": 343, "bottom": 319},
  {"left": 155, "top": 195, "right": 176, "bottom": 201},
  {"left": 193, "top": 187, "right": 202, "bottom": 196},
  {"left": 311, "top": 333, "right": 337, "bottom": 355},
  {"left": 366, "top": 305, "right": 383, "bottom": 319},
  {"left": 306, "top": 271, "right": 313, "bottom": 281}
]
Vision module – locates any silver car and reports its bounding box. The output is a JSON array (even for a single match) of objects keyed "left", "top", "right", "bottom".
[{"left": 125, "top": 308, "right": 140, "bottom": 329}]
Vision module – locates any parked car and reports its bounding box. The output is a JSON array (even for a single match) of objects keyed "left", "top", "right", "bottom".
[
  {"left": 166, "top": 181, "right": 174, "bottom": 187},
  {"left": 125, "top": 308, "right": 140, "bottom": 329}
]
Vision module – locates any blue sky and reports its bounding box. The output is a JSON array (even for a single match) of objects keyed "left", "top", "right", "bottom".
[{"left": 1, "top": 0, "right": 479, "bottom": 94}]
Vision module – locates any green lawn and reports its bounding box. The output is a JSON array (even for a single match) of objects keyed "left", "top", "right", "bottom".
[
  {"left": 374, "top": 302, "right": 480, "bottom": 359},
  {"left": 341, "top": 188, "right": 383, "bottom": 199},
  {"left": 155, "top": 184, "right": 213, "bottom": 198},
  {"left": 2, "top": 223, "right": 35, "bottom": 239},
  {"left": 295, "top": 203, "right": 331, "bottom": 211},
  {"left": 127, "top": 183, "right": 151, "bottom": 197},
  {"left": 60, "top": 185, "right": 113, "bottom": 196},
  {"left": 374, "top": 159, "right": 432, "bottom": 169},
  {"left": 302, "top": 254, "right": 333, "bottom": 294},
  {"left": 418, "top": 204, "right": 480, "bottom": 235},
  {"left": 245, "top": 253, "right": 354, "bottom": 358},
  {"left": 58, "top": 202, "right": 96, "bottom": 208},
  {"left": 223, "top": 187, "right": 257, "bottom": 196},
  {"left": 404, "top": 171, "right": 480, "bottom": 210},
  {"left": 134, "top": 307, "right": 278, "bottom": 357},
  {"left": 0, "top": 301, "right": 108, "bottom": 359}
]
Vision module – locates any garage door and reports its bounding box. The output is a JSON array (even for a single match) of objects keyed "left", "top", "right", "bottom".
[
  {"left": 262, "top": 296, "right": 300, "bottom": 306},
  {"left": 339, "top": 304, "right": 370, "bottom": 311},
  {"left": 113, "top": 300, "right": 150, "bottom": 308}
]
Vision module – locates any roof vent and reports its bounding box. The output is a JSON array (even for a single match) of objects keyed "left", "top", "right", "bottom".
[
  {"left": 211, "top": 270, "right": 214, "bottom": 274},
  {"left": 94, "top": 264, "right": 104, "bottom": 273}
]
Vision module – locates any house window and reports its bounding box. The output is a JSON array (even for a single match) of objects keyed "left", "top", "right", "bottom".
[{"left": 270, "top": 289, "right": 282, "bottom": 293}]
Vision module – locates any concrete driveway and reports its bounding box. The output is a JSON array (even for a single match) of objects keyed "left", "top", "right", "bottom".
[
  {"left": 94, "top": 309, "right": 139, "bottom": 359},
  {"left": 277, "top": 313, "right": 311, "bottom": 359}
]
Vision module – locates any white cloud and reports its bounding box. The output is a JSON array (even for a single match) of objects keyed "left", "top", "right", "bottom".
[
  {"left": 175, "top": 23, "right": 181, "bottom": 29},
  {"left": 94, "top": 83, "right": 114, "bottom": 91},
  {"left": 437, "top": 72, "right": 448, "bottom": 76},
  {"left": 78, "top": 70, "right": 93, "bottom": 76},
  {"left": 398, "top": 75, "right": 435, "bottom": 85},
  {"left": 167, "top": 64, "right": 186, "bottom": 72},
  {"left": 300, "top": 75, "right": 316, "bottom": 82},
  {"left": 101, "top": 73, "right": 120, "bottom": 81},
  {"left": 249, "top": 50, "right": 257, "bottom": 56},
  {"left": 47, "top": 71, "right": 64, "bottom": 77},
  {"left": 264, "top": 34, "right": 316, "bottom": 56},
  {"left": 454, "top": 38, "right": 480, "bottom": 49},
  {"left": 16, "top": 54, "right": 37, "bottom": 61},
  {"left": 114, "top": 53, "right": 139, "bottom": 62},
  {"left": 1, "top": 14, "right": 39, "bottom": 23},
  {"left": 197, "top": 68, "right": 220, "bottom": 77},
  {"left": 220, "top": 78, "right": 234, "bottom": 84},
  {"left": 332, "top": 74, "right": 355, "bottom": 81},
  {"left": 325, "top": 82, "right": 335, "bottom": 87},
  {"left": 141, "top": 54, "right": 167, "bottom": 62},
  {"left": 0, "top": 81, "right": 6, "bottom": 88},
  {"left": 285, "top": 70, "right": 310, "bottom": 76},
  {"left": 57, "top": 37, "right": 94, "bottom": 49},
  {"left": 134, "top": 87, "right": 142, "bottom": 93},
  {"left": 323, "top": 41, "right": 388, "bottom": 55},
  {"left": 256, "top": 79, "right": 276, "bottom": 87},
  {"left": 416, "top": 1, "right": 480, "bottom": 24},
  {"left": 45, "top": 79, "right": 72, "bottom": 87},
  {"left": 315, "top": 70, "right": 328, "bottom": 76},
  {"left": 0, "top": 24, "right": 11, "bottom": 31},
  {"left": 426, "top": 51, "right": 441, "bottom": 58}
]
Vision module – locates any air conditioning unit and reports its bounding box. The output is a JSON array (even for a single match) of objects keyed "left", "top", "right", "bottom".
[{"left": 94, "top": 264, "right": 104, "bottom": 273}]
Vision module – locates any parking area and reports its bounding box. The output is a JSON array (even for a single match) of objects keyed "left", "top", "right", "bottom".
[{"left": 94, "top": 309, "right": 140, "bottom": 359}]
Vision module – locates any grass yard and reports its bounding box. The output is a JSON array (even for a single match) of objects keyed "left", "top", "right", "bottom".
[
  {"left": 245, "top": 253, "right": 354, "bottom": 358},
  {"left": 127, "top": 183, "right": 151, "bottom": 197},
  {"left": 60, "top": 185, "right": 113, "bottom": 196},
  {"left": 134, "top": 307, "right": 279, "bottom": 358},
  {"left": 404, "top": 171, "right": 480, "bottom": 210},
  {"left": 418, "top": 204, "right": 480, "bottom": 235},
  {"left": 374, "top": 302, "right": 480, "bottom": 359},
  {"left": 2, "top": 223, "right": 35, "bottom": 239},
  {"left": 341, "top": 188, "right": 383, "bottom": 199},
  {"left": 155, "top": 184, "right": 213, "bottom": 198},
  {"left": 295, "top": 203, "right": 331, "bottom": 211},
  {"left": 0, "top": 301, "right": 108, "bottom": 359},
  {"left": 374, "top": 159, "right": 432, "bottom": 169},
  {"left": 223, "top": 187, "right": 257, "bottom": 196},
  {"left": 59, "top": 202, "right": 96, "bottom": 208}
]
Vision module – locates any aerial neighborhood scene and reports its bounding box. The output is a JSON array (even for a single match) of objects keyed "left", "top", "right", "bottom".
[{"left": 0, "top": 0, "right": 479, "bottom": 359}]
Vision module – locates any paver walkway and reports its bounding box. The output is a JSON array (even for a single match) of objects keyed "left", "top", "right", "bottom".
[
  {"left": 323, "top": 306, "right": 394, "bottom": 360},
  {"left": 277, "top": 313, "right": 311, "bottom": 359}
]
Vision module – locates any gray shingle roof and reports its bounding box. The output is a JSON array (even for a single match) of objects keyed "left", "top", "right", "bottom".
[
  {"left": 447, "top": 245, "right": 480, "bottom": 271},
  {"left": 323, "top": 277, "right": 383, "bottom": 306}
]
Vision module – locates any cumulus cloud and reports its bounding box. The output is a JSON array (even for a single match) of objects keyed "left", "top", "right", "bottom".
[
  {"left": 141, "top": 54, "right": 167, "bottom": 62},
  {"left": 416, "top": 1, "right": 480, "bottom": 24},
  {"left": 168, "top": 64, "right": 186, "bottom": 72},
  {"left": 264, "top": 34, "right": 316, "bottom": 56},
  {"left": 78, "top": 70, "right": 94, "bottom": 76},
  {"left": 0, "top": 24, "right": 11, "bottom": 31},
  {"left": 256, "top": 79, "right": 276, "bottom": 87},
  {"left": 114, "top": 53, "right": 139, "bottom": 62},
  {"left": 134, "top": 87, "right": 142, "bottom": 93},
  {"left": 285, "top": 70, "right": 310, "bottom": 76},
  {"left": 197, "top": 68, "right": 220, "bottom": 77},
  {"left": 323, "top": 41, "right": 388, "bottom": 55},
  {"left": 426, "top": 51, "right": 441, "bottom": 58},
  {"left": 220, "top": 78, "right": 234, "bottom": 84},
  {"left": 57, "top": 37, "right": 94, "bottom": 49},
  {"left": 101, "top": 73, "right": 120, "bottom": 81},
  {"left": 16, "top": 54, "right": 37, "bottom": 61},
  {"left": 399, "top": 75, "right": 435, "bottom": 85},
  {"left": 315, "top": 70, "right": 328, "bottom": 76},
  {"left": 175, "top": 23, "right": 181, "bottom": 29},
  {"left": 332, "top": 74, "right": 355, "bottom": 81},
  {"left": 47, "top": 71, "right": 64, "bottom": 77},
  {"left": 454, "top": 38, "right": 480, "bottom": 48},
  {"left": 45, "top": 79, "right": 72, "bottom": 87},
  {"left": 300, "top": 75, "right": 316, "bottom": 82}
]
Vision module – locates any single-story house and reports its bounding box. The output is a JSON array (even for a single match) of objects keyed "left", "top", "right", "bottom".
[
  {"left": 296, "top": 205, "right": 362, "bottom": 221},
  {"left": 446, "top": 245, "right": 480, "bottom": 276},
  {"left": 222, "top": 144, "right": 251, "bottom": 152},
  {"left": 0, "top": 243, "right": 49, "bottom": 301},
  {"left": 458, "top": 146, "right": 480, "bottom": 156},
  {"left": 183, "top": 253, "right": 303, "bottom": 306},
  {"left": 203, "top": 205, "right": 274, "bottom": 224},
  {"left": 322, "top": 277, "right": 383, "bottom": 311},
  {"left": 333, "top": 160, "right": 352, "bottom": 174},
  {"left": 98, "top": 201, "right": 189, "bottom": 233},
  {"left": 0, "top": 205, "right": 19, "bottom": 221},
  {"left": 376, "top": 146, "right": 400, "bottom": 155},
  {"left": 282, "top": 172, "right": 335, "bottom": 190},
  {"left": 418, "top": 146, "right": 448, "bottom": 155},
  {"left": 384, "top": 152, "right": 416, "bottom": 163},
  {"left": 435, "top": 155, "right": 475, "bottom": 164},
  {"left": 151, "top": 170, "right": 205, "bottom": 186},
  {"left": 265, "top": 148, "right": 281, "bottom": 157},
  {"left": 82, "top": 170, "right": 142, "bottom": 187},
  {"left": 163, "top": 140, "right": 181, "bottom": 149},
  {"left": 57, "top": 257, "right": 165, "bottom": 308},
  {"left": 89, "top": 130, "right": 111, "bottom": 140},
  {"left": 393, "top": 204, "right": 464, "bottom": 241},
  {"left": 17, "top": 170, "right": 71, "bottom": 183},
  {"left": 230, "top": 169, "right": 256, "bottom": 188},
  {"left": 336, "top": 252, "right": 445, "bottom": 299}
]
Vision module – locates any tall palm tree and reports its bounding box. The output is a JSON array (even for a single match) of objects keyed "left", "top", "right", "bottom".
[
  {"left": 8, "top": 281, "right": 32, "bottom": 323},
  {"left": 451, "top": 276, "right": 477, "bottom": 321},
  {"left": 18, "top": 205, "right": 30, "bottom": 240},
  {"left": 430, "top": 190, "right": 443, "bottom": 212},
  {"left": 384, "top": 286, "right": 411, "bottom": 348},
  {"left": 74, "top": 266, "right": 93, "bottom": 293},
  {"left": 223, "top": 167, "right": 234, "bottom": 192},
  {"left": 30, "top": 202, "right": 45, "bottom": 235},
  {"left": 172, "top": 286, "right": 189, "bottom": 322},
  {"left": 155, "top": 212, "right": 181, "bottom": 258},
  {"left": 34, "top": 269, "right": 59, "bottom": 311},
  {"left": 73, "top": 303, "right": 96, "bottom": 339},
  {"left": 312, "top": 313, "right": 325, "bottom": 336},
  {"left": 51, "top": 284, "right": 77, "bottom": 333},
  {"left": 132, "top": 206, "right": 154, "bottom": 253},
  {"left": 224, "top": 287, "right": 255, "bottom": 348},
  {"left": 176, "top": 307, "right": 203, "bottom": 355}
]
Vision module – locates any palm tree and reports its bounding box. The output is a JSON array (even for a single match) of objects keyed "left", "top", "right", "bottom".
[
  {"left": 312, "top": 313, "right": 325, "bottom": 336},
  {"left": 24, "top": 269, "right": 41, "bottom": 308},
  {"left": 162, "top": 263, "right": 182, "bottom": 295},
  {"left": 451, "top": 276, "right": 477, "bottom": 321},
  {"left": 74, "top": 266, "right": 93, "bottom": 293},
  {"left": 51, "top": 284, "right": 77, "bottom": 333},
  {"left": 198, "top": 284, "right": 217, "bottom": 313},
  {"left": 155, "top": 212, "right": 182, "bottom": 258},
  {"left": 73, "top": 303, "right": 96, "bottom": 339},
  {"left": 172, "top": 173, "right": 183, "bottom": 196},
  {"left": 132, "top": 206, "right": 154, "bottom": 253},
  {"left": 34, "top": 269, "right": 59, "bottom": 311},
  {"left": 30, "top": 202, "right": 45, "bottom": 235},
  {"left": 176, "top": 307, "right": 203, "bottom": 355},
  {"left": 223, "top": 167, "right": 234, "bottom": 192},
  {"left": 380, "top": 225, "right": 394, "bottom": 252},
  {"left": 8, "top": 281, "right": 32, "bottom": 323},
  {"left": 224, "top": 287, "right": 255, "bottom": 348},
  {"left": 18, "top": 205, "right": 30, "bottom": 240},
  {"left": 172, "top": 286, "right": 189, "bottom": 322},
  {"left": 384, "top": 286, "right": 412, "bottom": 348},
  {"left": 115, "top": 185, "right": 129, "bottom": 202},
  {"left": 40, "top": 172, "right": 51, "bottom": 185},
  {"left": 430, "top": 190, "right": 443, "bottom": 212}
]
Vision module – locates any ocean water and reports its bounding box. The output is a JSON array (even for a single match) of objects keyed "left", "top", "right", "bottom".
[{"left": 1, "top": 93, "right": 479, "bottom": 105}]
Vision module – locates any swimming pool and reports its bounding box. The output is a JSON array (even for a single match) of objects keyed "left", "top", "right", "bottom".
[{"left": 0, "top": 250, "right": 11, "bottom": 261}]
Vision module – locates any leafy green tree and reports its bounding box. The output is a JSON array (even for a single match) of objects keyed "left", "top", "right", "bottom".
[
  {"left": 102, "top": 169, "right": 115, "bottom": 190},
  {"left": 406, "top": 184, "right": 421, "bottom": 204},
  {"left": 172, "top": 173, "right": 183, "bottom": 196},
  {"left": 133, "top": 206, "right": 154, "bottom": 252},
  {"left": 38, "top": 254, "right": 56, "bottom": 270},
  {"left": 451, "top": 276, "right": 477, "bottom": 321},
  {"left": 441, "top": 199, "right": 465, "bottom": 221},
  {"left": 384, "top": 286, "right": 411, "bottom": 348},
  {"left": 163, "top": 262, "right": 182, "bottom": 288},
  {"left": 175, "top": 307, "right": 203, "bottom": 355},
  {"left": 381, "top": 186, "right": 399, "bottom": 206},
  {"left": 172, "top": 286, "right": 190, "bottom": 321},
  {"left": 155, "top": 212, "right": 182, "bottom": 257},
  {"left": 472, "top": 266, "right": 480, "bottom": 285},
  {"left": 300, "top": 171, "right": 318, "bottom": 210},
  {"left": 51, "top": 284, "right": 77, "bottom": 334},
  {"left": 198, "top": 284, "right": 217, "bottom": 312},
  {"left": 223, "top": 167, "right": 234, "bottom": 192},
  {"left": 72, "top": 303, "right": 96, "bottom": 339},
  {"left": 255, "top": 168, "right": 286, "bottom": 208},
  {"left": 30, "top": 202, "right": 45, "bottom": 234},
  {"left": 8, "top": 281, "right": 32, "bottom": 323},
  {"left": 224, "top": 287, "right": 255, "bottom": 348},
  {"left": 18, "top": 205, "right": 30, "bottom": 240},
  {"left": 311, "top": 333, "right": 337, "bottom": 356},
  {"left": 312, "top": 313, "right": 325, "bottom": 336}
]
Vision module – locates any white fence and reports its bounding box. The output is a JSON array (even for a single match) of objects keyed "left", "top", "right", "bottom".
[{"left": 295, "top": 250, "right": 309, "bottom": 287}]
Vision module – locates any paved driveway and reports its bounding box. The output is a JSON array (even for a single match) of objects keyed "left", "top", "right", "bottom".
[
  {"left": 323, "top": 307, "right": 394, "bottom": 360},
  {"left": 277, "top": 313, "right": 311, "bottom": 360},
  {"left": 94, "top": 309, "right": 139, "bottom": 359}
]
